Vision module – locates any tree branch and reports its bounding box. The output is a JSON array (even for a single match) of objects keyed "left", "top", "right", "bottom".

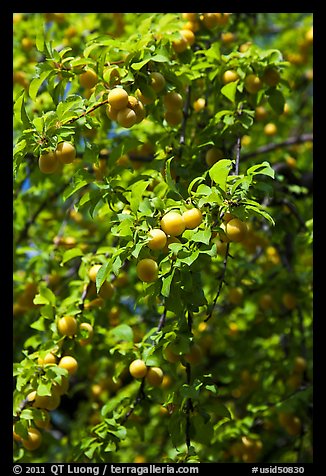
[
  {"left": 204, "top": 243, "right": 230, "bottom": 322},
  {"left": 64, "top": 98, "right": 109, "bottom": 125},
  {"left": 120, "top": 378, "right": 146, "bottom": 425},
  {"left": 16, "top": 182, "right": 68, "bottom": 245},
  {"left": 241, "top": 133, "right": 313, "bottom": 161}
]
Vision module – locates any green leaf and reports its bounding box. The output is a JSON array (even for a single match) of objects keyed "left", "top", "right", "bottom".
[
  {"left": 37, "top": 381, "right": 52, "bottom": 397},
  {"left": 33, "top": 287, "right": 56, "bottom": 306},
  {"left": 221, "top": 80, "right": 238, "bottom": 103},
  {"left": 245, "top": 205, "right": 275, "bottom": 225},
  {"left": 165, "top": 157, "right": 182, "bottom": 197},
  {"left": 108, "top": 324, "right": 134, "bottom": 342},
  {"left": 268, "top": 88, "right": 285, "bottom": 115},
  {"left": 188, "top": 176, "right": 206, "bottom": 196},
  {"left": 178, "top": 250, "right": 200, "bottom": 266},
  {"left": 161, "top": 270, "right": 175, "bottom": 298},
  {"left": 209, "top": 159, "right": 233, "bottom": 191},
  {"left": 247, "top": 161, "right": 275, "bottom": 178},
  {"left": 129, "top": 180, "right": 148, "bottom": 213},
  {"left": 30, "top": 317, "right": 46, "bottom": 331},
  {"left": 190, "top": 229, "right": 211, "bottom": 245},
  {"left": 61, "top": 248, "right": 84, "bottom": 265},
  {"left": 29, "top": 70, "right": 53, "bottom": 101},
  {"left": 151, "top": 54, "right": 170, "bottom": 63},
  {"left": 130, "top": 56, "right": 151, "bottom": 70},
  {"left": 180, "top": 384, "right": 200, "bottom": 399},
  {"left": 63, "top": 172, "right": 90, "bottom": 201},
  {"left": 14, "top": 90, "right": 33, "bottom": 129},
  {"left": 95, "top": 262, "right": 111, "bottom": 292}
]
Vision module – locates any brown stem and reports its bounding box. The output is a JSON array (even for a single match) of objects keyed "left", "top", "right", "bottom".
[
  {"left": 64, "top": 98, "right": 109, "bottom": 125},
  {"left": 241, "top": 133, "right": 313, "bottom": 161},
  {"left": 121, "top": 378, "right": 146, "bottom": 424},
  {"left": 204, "top": 242, "right": 230, "bottom": 322}
]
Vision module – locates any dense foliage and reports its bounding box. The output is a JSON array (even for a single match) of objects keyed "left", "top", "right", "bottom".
[{"left": 13, "top": 12, "right": 313, "bottom": 464}]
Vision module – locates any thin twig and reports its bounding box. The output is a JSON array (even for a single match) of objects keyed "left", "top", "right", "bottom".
[
  {"left": 157, "top": 306, "right": 167, "bottom": 332},
  {"left": 204, "top": 242, "right": 230, "bottom": 322},
  {"left": 120, "top": 378, "right": 146, "bottom": 424},
  {"left": 180, "top": 85, "right": 191, "bottom": 147},
  {"left": 16, "top": 182, "right": 68, "bottom": 244},
  {"left": 234, "top": 136, "right": 241, "bottom": 175},
  {"left": 241, "top": 133, "right": 313, "bottom": 161},
  {"left": 65, "top": 98, "right": 109, "bottom": 125}
]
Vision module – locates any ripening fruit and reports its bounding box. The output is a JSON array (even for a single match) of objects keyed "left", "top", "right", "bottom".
[
  {"left": 163, "top": 92, "right": 183, "bottom": 111},
  {"left": 128, "top": 96, "right": 146, "bottom": 123},
  {"left": 193, "top": 97, "right": 206, "bottom": 112},
  {"left": 136, "top": 259, "right": 159, "bottom": 282},
  {"left": 228, "top": 287, "right": 244, "bottom": 305},
  {"left": 221, "top": 32, "right": 235, "bottom": 44},
  {"left": 150, "top": 72, "right": 166, "bottom": 93},
  {"left": 39, "top": 151, "right": 59, "bottom": 174},
  {"left": 13, "top": 424, "right": 22, "bottom": 442},
  {"left": 184, "top": 343, "right": 203, "bottom": 364},
  {"left": 164, "top": 110, "right": 183, "bottom": 126},
  {"left": 244, "top": 74, "right": 262, "bottom": 94},
  {"left": 222, "top": 70, "right": 239, "bottom": 84},
  {"left": 58, "top": 355, "right": 78, "bottom": 375},
  {"left": 262, "top": 67, "right": 280, "bottom": 87},
  {"left": 163, "top": 344, "right": 180, "bottom": 363},
  {"left": 264, "top": 122, "right": 277, "bottom": 136},
  {"left": 34, "top": 410, "right": 51, "bottom": 429},
  {"left": 201, "top": 13, "right": 220, "bottom": 29},
  {"left": 255, "top": 106, "right": 268, "bottom": 121},
  {"left": 172, "top": 33, "right": 188, "bottom": 53},
  {"left": 180, "top": 29, "right": 195, "bottom": 46},
  {"left": 52, "top": 376, "right": 69, "bottom": 396},
  {"left": 21, "top": 37, "right": 34, "bottom": 51},
  {"left": 205, "top": 147, "right": 224, "bottom": 167},
  {"left": 106, "top": 104, "right": 119, "bottom": 121},
  {"left": 146, "top": 367, "right": 164, "bottom": 386},
  {"left": 305, "top": 26, "right": 313, "bottom": 45},
  {"left": 136, "top": 88, "right": 155, "bottom": 105},
  {"left": 224, "top": 218, "right": 248, "bottom": 242},
  {"left": 79, "top": 322, "right": 94, "bottom": 346},
  {"left": 293, "top": 356, "right": 307, "bottom": 374},
  {"left": 182, "top": 13, "right": 198, "bottom": 22},
  {"left": 108, "top": 87, "right": 129, "bottom": 110},
  {"left": 37, "top": 352, "right": 57, "bottom": 366},
  {"left": 117, "top": 107, "right": 137, "bottom": 128},
  {"left": 282, "top": 292, "right": 297, "bottom": 310},
  {"left": 172, "top": 29, "right": 195, "bottom": 53},
  {"left": 88, "top": 264, "right": 102, "bottom": 282},
  {"left": 57, "top": 315, "right": 78, "bottom": 337},
  {"left": 182, "top": 208, "right": 203, "bottom": 229},
  {"left": 219, "top": 222, "right": 231, "bottom": 243},
  {"left": 55, "top": 141, "right": 76, "bottom": 164},
  {"left": 223, "top": 212, "right": 234, "bottom": 223},
  {"left": 33, "top": 392, "right": 60, "bottom": 411},
  {"left": 21, "top": 427, "right": 42, "bottom": 451},
  {"left": 285, "top": 416, "right": 302, "bottom": 436},
  {"left": 147, "top": 229, "right": 167, "bottom": 250},
  {"left": 160, "top": 211, "right": 185, "bottom": 236},
  {"left": 79, "top": 69, "right": 98, "bottom": 89},
  {"left": 163, "top": 236, "right": 181, "bottom": 254},
  {"left": 98, "top": 281, "right": 115, "bottom": 299},
  {"left": 259, "top": 293, "right": 274, "bottom": 311},
  {"left": 129, "top": 359, "right": 148, "bottom": 379},
  {"left": 183, "top": 20, "right": 200, "bottom": 32}
]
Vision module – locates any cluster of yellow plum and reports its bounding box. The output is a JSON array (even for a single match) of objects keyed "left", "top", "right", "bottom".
[
  {"left": 38, "top": 141, "right": 76, "bottom": 174},
  {"left": 129, "top": 359, "right": 164, "bottom": 387},
  {"left": 136, "top": 207, "right": 203, "bottom": 283},
  {"left": 106, "top": 87, "right": 145, "bottom": 128}
]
